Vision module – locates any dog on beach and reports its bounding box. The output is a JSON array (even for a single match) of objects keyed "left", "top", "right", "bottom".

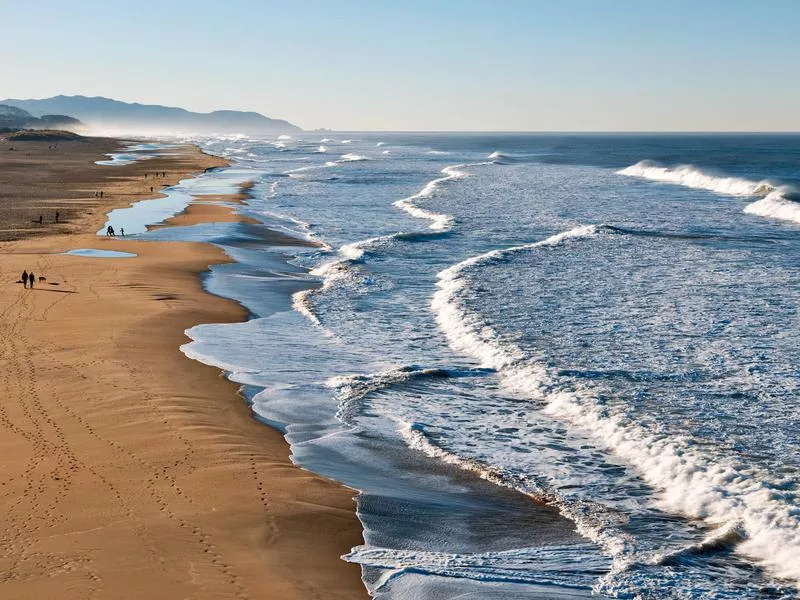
[{"left": 38, "top": 276, "right": 46, "bottom": 283}]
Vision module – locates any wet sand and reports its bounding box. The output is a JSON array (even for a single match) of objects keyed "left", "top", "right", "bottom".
[{"left": 0, "top": 138, "right": 365, "bottom": 599}]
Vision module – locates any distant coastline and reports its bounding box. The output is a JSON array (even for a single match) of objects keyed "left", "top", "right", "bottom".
[{"left": 1, "top": 95, "right": 301, "bottom": 134}]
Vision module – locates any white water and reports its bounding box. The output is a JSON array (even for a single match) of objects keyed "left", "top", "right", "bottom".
[
  {"left": 619, "top": 160, "right": 800, "bottom": 225},
  {"left": 429, "top": 224, "right": 800, "bottom": 588},
  {"left": 393, "top": 163, "right": 489, "bottom": 232}
]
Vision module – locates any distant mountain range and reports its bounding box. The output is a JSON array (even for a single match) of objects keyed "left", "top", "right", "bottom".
[
  {"left": 0, "top": 104, "right": 83, "bottom": 131},
  {"left": 0, "top": 95, "right": 301, "bottom": 134}
]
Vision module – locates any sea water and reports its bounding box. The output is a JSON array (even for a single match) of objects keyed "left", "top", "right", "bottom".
[{"left": 118, "top": 133, "right": 800, "bottom": 598}]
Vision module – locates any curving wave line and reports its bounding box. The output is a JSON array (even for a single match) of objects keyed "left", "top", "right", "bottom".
[
  {"left": 290, "top": 234, "right": 395, "bottom": 330},
  {"left": 618, "top": 161, "right": 800, "bottom": 225},
  {"left": 327, "top": 366, "right": 451, "bottom": 424},
  {"left": 428, "top": 224, "right": 800, "bottom": 589},
  {"left": 393, "top": 163, "right": 491, "bottom": 232},
  {"left": 398, "top": 417, "right": 637, "bottom": 582},
  {"left": 344, "top": 541, "right": 604, "bottom": 592},
  {"left": 294, "top": 161, "right": 488, "bottom": 329},
  {"left": 283, "top": 153, "right": 370, "bottom": 178}
]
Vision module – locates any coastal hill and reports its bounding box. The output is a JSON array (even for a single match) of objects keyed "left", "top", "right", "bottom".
[
  {"left": 1, "top": 95, "right": 301, "bottom": 134},
  {"left": 0, "top": 104, "right": 83, "bottom": 131}
]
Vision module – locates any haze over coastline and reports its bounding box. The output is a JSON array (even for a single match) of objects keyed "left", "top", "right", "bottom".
[{"left": 0, "top": 95, "right": 300, "bottom": 135}]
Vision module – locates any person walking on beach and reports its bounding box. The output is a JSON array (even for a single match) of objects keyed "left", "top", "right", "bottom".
[
  {"left": 29, "top": 271, "right": 35, "bottom": 288},
  {"left": 38, "top": 215, "right": 43, "bottom": 225},
  {"left": 120, "top": 227, "right": 125, "bottom": 237},
  {"left": 107, "top": 225, "right": 115, "bottom": 237},
  {"left": 55, "top": 211, "right": 60, "bottom": 223},
  {"left": 22, "top": 270, "right": 28, "bottom": 289},
  {"left": 100, "top": 191, "right": 104, "bottom": 198}
]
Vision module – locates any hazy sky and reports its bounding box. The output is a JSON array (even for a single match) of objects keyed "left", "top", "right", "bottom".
[{"left": 3, "top": 0, "right": 800, "bottom": 131}]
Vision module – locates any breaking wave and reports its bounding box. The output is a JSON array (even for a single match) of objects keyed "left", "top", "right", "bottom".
[
  {"left": 743, "top": 191, "right": 800, "bottom": 224},
  {"left": 340, "top": 153, "right": 370, "bottom": 162},
  {"left": 327, "top": 366, "right": 451, "bottom": 424},
  {"left": 427, "top": 224, "right": 800, "bottom": 588},
  {"left": 618, "top": 161, "right": 800, "bottom": 225},
  {"left": 487, "top": 151, "right": 508, "bottom": 162},
  {"left": 393, "top": 163, "right": 490, "bottom": 232}
]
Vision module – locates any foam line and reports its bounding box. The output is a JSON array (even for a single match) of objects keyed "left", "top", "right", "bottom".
[
  {"left": 618, "top": 161, "right": 800, "bottom": 225},
  {"left": 427, "top": 224, "right": 800, "bottom": 588}
]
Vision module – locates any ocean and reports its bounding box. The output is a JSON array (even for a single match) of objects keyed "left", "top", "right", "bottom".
[{"left": 119, "top": 133, "right": 800, "bottom": 598}]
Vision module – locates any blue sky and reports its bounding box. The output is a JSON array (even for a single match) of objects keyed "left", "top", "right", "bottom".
[{"left": 3, "top": 0, "right": 799, "bottom": 131}]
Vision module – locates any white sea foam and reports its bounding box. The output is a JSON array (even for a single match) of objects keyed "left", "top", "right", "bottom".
[
  {"left": 393, "top": 163, "right": 490, "bottom": 232},
  {"left": 382, "top": 150, "right": 391, "bottom": 155},
  {"left": 618, "top": 161, "right": 800, "bottom": 226},
  {"left": 428, "top": 224, "right": 800, "bottom": 588},
  {"left": 320, "top": 138, "right": 334, "bottom": 143},
  {"left": 398, "top": 417, "right": 635, "bottom": 568},
  {"left": 344, "top": 543, "right": 603, "bottom": 592},
  {"left": 327, "top": 366, "right": 448, "bottom": 424},
  {"left": 292, "top": 234, "right": 393, "bottom": 330},
  {"left": 339, "top": 153, "right": 369, "bottom": 162},
  {"left": 284, "top": 163, "right": 330, "bottom": 175},
  {"left": 277, "top": 134, "right": 292, "bottom": 140},
  {"left": 743, "top": 191, "right": 800, "bottom": 224},
  {"left": 315, "top": 145, "right": 328, "bottom": 153},
  {"left": 291, "top": 288, "right": 322, "bottom": 327},
  {"left": 618, "top": 161, "right": 774, "bottom": 196},
  {"left": 283, "top": 153, "right": 366, "bottom": 177}
]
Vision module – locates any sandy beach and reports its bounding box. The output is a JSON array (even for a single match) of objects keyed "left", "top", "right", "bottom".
[{"left": 0, "top": 137, "right": 365, "bottom": 599}]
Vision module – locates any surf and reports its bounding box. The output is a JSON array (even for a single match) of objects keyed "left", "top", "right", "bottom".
[
  {"left": 618, "top": 160, "right": 800, "bottom": 225},
  {"left": 428, "top": 224, "right": 800, "bottom": 590}
]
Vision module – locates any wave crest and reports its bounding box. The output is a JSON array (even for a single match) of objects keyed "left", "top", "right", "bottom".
[
  {"left": 618, "top": 161, "right": 774, "bottom": 197},
  {"left": 619, "top": 160, "right": 800, "bottom": 226},
  {"left": 393, "top": 162, "right": 491, "bottom": 232},
  {"left": 429, "top": 224, "right": 800, "bottom": 587},
  {"left": 743, "top": 191, "right": 800, "bottom": 224}
]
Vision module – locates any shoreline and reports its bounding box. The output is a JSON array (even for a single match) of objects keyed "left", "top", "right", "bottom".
[{"left": 0, "top": 138, "right": 366, "bottom": 598}]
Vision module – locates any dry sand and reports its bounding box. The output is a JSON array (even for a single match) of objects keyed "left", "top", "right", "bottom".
[{"left": 0, "top": 138, "right": 365, "bottom": 599}]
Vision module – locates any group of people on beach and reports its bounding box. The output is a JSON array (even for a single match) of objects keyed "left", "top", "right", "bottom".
[
  {"left": 20, "top": 270, "right": 38, "bottom": 289},
  {"left": 37, "top": 212, "right": 60, "bottom": 225},
  {"left": 106, "top": 225, "right": 124, "bottom": 237}
]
